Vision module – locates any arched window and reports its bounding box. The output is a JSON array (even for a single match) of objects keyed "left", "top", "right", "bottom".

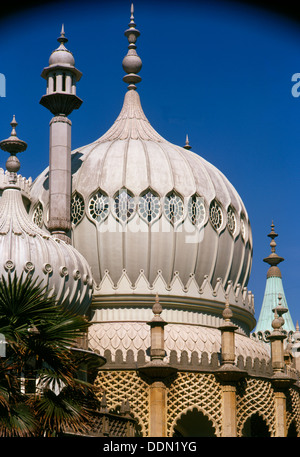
[
  {"left": 164, "top": 192, "right": 183, "bottom": 224},
  {"left": 114, "top": 189, "right": 135, "bottom": 223},
  {"left": 71, "top": 192, "right": 85, "bottom": 225},
  {"left": 32, "top": 202, "right": 43, "bottom": 228},
  {"left": 188, "top": 194, "right": 205, "bottom": 226},
  {"left": 138, "top": 190, "right": 160, "bottom": 223},
  {"left": 209, "top": 200, "right": 223, "bottom": 230},
  {"left": 227, "top": 206, "right": 236, "bottom": 235},
  {"left": 88, "top": 191, "right": 109, "bottom": 223}
]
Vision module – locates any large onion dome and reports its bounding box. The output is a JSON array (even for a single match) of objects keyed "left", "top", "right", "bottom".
[
  {"left": 30, "top": 19, "right": 252, "bottom": 297},
  {"left": 29, "top": 7, "right": 265, "bottom": 366},
  {"left": 0, "top": 117, "right": 93, "bottom": 315}
]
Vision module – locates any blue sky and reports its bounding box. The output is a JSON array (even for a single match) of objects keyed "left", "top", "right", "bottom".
[{"left": 0, "top": 0, "right": 299, "bottom": 327}]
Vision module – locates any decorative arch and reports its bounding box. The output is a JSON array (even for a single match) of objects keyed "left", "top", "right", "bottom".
[
  {"left": 167, "top": 372, "right": 222, "bottom": 437},
  {"left": 236, "top": 378, "right": 276, "bottom": 436},
  {"left": 241, "top": 412, "right": 271, "bottom": 437},
  {"left": 171, "top": 406, "right": 217, "bottom": 437}
]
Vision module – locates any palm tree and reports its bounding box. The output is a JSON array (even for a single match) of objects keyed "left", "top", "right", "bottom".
[{"left": 0, "top": 272, "right": 97, "bottom": 437}]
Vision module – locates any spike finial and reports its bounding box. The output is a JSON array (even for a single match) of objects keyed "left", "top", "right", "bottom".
[
  {"left": 57, "top": 23, "right": 68, "bottom": 45},
  {"left": 184, "top": 134, "right": 192, "bottom": 150},
  {"left": 0, "top": 116, "right": 27, "bottom": 185},
  {"left": 122, "top": 3, "right": 142, "bottom": 90},
  {"left": 263, "top": 221, "right": 284, "bottom": 271}
]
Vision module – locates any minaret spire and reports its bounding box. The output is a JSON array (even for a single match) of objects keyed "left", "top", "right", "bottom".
[
  {"left": 40, "top": 26, "right": 83, "bottom": 243},
  {"left": 255, "top": 222, "right": 295, "bottom": 336},
  {"left": 122, "top": 4, "right": 142, "bottom": 90}
]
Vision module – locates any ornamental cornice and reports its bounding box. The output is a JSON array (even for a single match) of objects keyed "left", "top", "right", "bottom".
[{"left": 93, "top": 269, "right": 255, "bottom": 315}]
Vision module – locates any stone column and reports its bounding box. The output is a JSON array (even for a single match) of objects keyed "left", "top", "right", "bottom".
[
  {"left": 138, "top": 294, "right": 177, "bottom": 437},
  {"left": 216, "top": 299, "right": 246, "bottom": 437},
  {"left": 48, "top": 115, "right": 72, "bottom": 242},
  {"left": 269, "top": 296, "right": 293, "bottom": 437}
]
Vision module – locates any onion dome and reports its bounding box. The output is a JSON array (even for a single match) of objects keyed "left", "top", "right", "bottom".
[
  {"left": 48, "top": 24, "right": 75, "bottom": 67},
  {"left": 31, "top": 11, "right": 252, "bottom": 293},
  {"left": 254, "top": 222, "right": 295, "bottom": 337},
  {"left": 0, "top": 117, "right": 93, "bottom": 315}
]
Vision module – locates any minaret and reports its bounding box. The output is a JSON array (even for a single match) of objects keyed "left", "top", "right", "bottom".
[
  {"left": 40, "top": 25, "right": 82, "bottom": 243},
  {"left": 255, "top": 222, "right": 295, "bottom": 335}
]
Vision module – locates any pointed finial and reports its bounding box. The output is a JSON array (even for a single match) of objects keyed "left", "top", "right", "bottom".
[
  {"left": 0, "top": 116, "right": 27, "bottom": 185},
  {"left": 184, "top": 134, "right": 192, "bottom": 150},
  {"left": 57, "top": 23, "right": 68, "bottom": 45},
  {"left": 263, "top": 221, "right": 284, "bottom": 273},
  {"left": 222, "top": 296, "right": 233, "bottom": 322},
  {"left": 122, "top": 4, "right": 142, "bottom": 90}
]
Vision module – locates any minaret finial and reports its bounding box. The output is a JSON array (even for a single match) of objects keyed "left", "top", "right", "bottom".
[
  {"left": 0, "top": 116, "right": 27, "bottom": 185},
  {"left": 58, "top": 23, "right": 68, "bottom": 45},
  {"left": 122, "top": 3, "right": 142, "bottom": 90},
  {"left": 263, "top": 221, "right": 284, "bottom": 274},
  {"left": 184, "top": 134, "right": 192, "bottom": 150}
]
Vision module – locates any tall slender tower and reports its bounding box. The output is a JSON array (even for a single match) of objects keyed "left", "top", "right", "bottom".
[
  {"left": 255, "top": 222, "right": 295, "bottom": 336},
  {"left": 40, "top": 25, "right": 82, "bottom": 243}
]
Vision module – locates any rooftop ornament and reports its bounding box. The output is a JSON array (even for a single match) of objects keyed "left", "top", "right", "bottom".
[{"left": 122, "top": 4, "right": 142, "bottom": 90}]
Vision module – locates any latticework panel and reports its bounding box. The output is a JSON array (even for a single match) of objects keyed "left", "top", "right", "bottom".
[
  {"left": 286, "top": 387, "right": 300, "bottom": 436},
  {"left": 95, "top": 370, "right": 150, "bottom": 436},
  {"left": 167, "top": 372, "right": 222, "bottom": 437},
  {"left": 236, "top": 377, "right": 276, "bottom": 436}
]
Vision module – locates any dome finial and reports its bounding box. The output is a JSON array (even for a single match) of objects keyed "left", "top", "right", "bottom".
[
  {"left": 122, "top": 3, "right": 142, "bottom": 90},
  {"left": 184, "top": 134, "right": 192, "bottom": 150},
  {"left": 0, "top": 115, "right": 27, "bottom": 185},
  {"left": 57, "top": 23, "right": 68, "bottom": 45},
  {"left": 263, "top": 221, "right": 284, "bottom": 274}
]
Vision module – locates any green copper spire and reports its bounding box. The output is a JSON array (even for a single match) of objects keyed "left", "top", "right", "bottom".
[{"left": 255, "top": 222, "right": 295, "bottom": 335}]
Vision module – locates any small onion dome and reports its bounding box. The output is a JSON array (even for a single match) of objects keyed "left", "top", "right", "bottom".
[
  {"left": 0, "top": 117, "right": 93, "bottom": 315},
  {"left": 48, "top": 24, "right": 75, "bottom": 67}
]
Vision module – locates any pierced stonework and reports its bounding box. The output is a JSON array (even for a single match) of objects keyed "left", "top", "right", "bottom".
[
  {"left": 188, "top": 194, "right": 205, "bottom": 226},
  {"left": 209, "top": 200, "right": 223, "bottom": 230},
  {"left": 95, "top": 370, "right": 149, "bottom": 437},
  {"left": 32, "top": 202, "right": 44, "bottom": 228},
  {"left": 114, "top": 190, "right": 135, "bottom": 223},
  {"left": 227, "top": 206, "right": 236, "bottom": 235},
  {"left": 89, "top": 191, "right": 109, "bottom": 223},
  {"left": 164, "top": 193, "right": 183, "bottom": 224},
  {"left": 71, "top": 192, "right": 85, "bottom": 225},
  {"left": 138, "top": 191, "right": 160, "bottom": 223},
  {"left": 236, "top": 377, "right": 276, "bottom": 436},
  {"left": 167, "top": 372, "right": 222, "bottom": 437}
]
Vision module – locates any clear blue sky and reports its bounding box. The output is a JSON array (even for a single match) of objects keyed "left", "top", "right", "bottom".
[{"left": 0, "top": 0, "right": 299, "bottom": 327}]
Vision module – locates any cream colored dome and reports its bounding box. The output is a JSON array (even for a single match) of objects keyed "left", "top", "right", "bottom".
[
  {"left": 0, "top": 184, "right": 93, "bottom": 314},
  {"left": 48, "top": 25, "right": 75, "bottom": 68},
  {"left": 30, "top": 88, "right": 252, "bottom": 293}
]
